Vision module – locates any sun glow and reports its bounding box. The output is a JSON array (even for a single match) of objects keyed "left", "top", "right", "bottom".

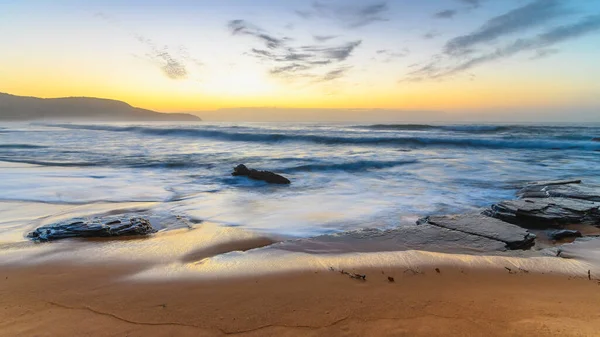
[{"left": 202, "top": 69, "right": 276, "bottom": 97}]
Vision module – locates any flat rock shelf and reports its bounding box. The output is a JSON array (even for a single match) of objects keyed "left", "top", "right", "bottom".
[{"left": 27, "top": 216, "right": 157, "bottom": 241}]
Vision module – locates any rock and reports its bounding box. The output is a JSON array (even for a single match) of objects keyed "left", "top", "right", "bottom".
[
  {"left": 548, "top": 229, "right": 582, "bottom": 241},
  {"left": 485, "top": 198, "right": 600, "bottom": 228},
  {"left": 592, "top": 138, "right": 600, "bottom": 142},
  {"left": 419, "top": 214, "right": 536, "bottom": 250},
  {"left": 27, "top": 216, "right": 156, "bottom": 241},
  {"left": 517, "top": 181, "right": 600, "bottom": 202},
  {"left": 232, "top": 164, "right": 290, "bottom": 185},
  {"left": 275, "top": 225, "right": 509, "bottom": 254}
]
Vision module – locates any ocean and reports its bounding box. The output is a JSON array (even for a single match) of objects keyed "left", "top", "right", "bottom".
[{"left": 1, "top": 122, "right": 599, "bottom": 238}]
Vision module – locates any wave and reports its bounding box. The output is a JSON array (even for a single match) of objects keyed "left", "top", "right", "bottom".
[
  {"left": 0, "top": 144, "right": 47, "bottom": 149},
  {"left": 0, "top": 157, "right": 218, "bottom": 169},
  {"left": 360, "top": 124, "right": 600, "bottom": 134},
  {"left": 281, "top": 159, "right": 418, "bottom": 173},
  {"left": 361, "top": 124, "right": 533, "bottom": 133},
  {"left": 359, "top": 124, "right": 519, "bottom": 132},
  {"left": 363, "top": 124, "right": 439, "bottom": 131},
  {"left": 47, "top": 123, "right": 600, "bottom": 151},
  {"left": 0, "top": 158, "right": 103, "bottom": 167}
]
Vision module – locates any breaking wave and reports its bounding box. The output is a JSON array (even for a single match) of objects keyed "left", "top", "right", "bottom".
[
  {"left": 48, "top": 124, "right": 600, "bottom": 151},
  {"left": 281, "top": 159, "right": 419, "bottom": 173}
]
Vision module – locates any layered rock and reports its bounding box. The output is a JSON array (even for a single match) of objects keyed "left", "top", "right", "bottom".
[
  {"left": 27, "top": 216, "right": 156, "bottom": 241},
  {"left": 517, "top": 180, "right": 600, "bottom": 202},
  {"left": 232, "top": 164, "right": 291, "bottom": 185},
  {"left": 548, "top": 229, "right": 582, "bottom": 241},
  {"left": 486, "top": 197, "right": 600, "bottom": 228},
  {"left": 276, "top": 224, "right": 508, "bottom": 254},
  {"left": 418, "top": 214, "right": 536, "bottom": 250},
  {"left": 484, "top": 180, "right": 600, "bottom": 228}
]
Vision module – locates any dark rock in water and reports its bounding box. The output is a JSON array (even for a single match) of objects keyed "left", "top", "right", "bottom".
[
  {"left": 27, "top": 216, "right": 156, "bottom": 241},
  {"left": 517, "top": 180, "right": 600, "bottom": 202},
  {"left": 485, "top": 197, "right": 600, "bottom": 228},
  {"left": 232, "top": 164, "right": 252, "bottom": 176},
  {"left": 548, "top": 229, "right": 582, "bottom": 241},
  {"left": 592, "top": 137, "right": 600, "bottom": 142},
  {"left": 418, "top": 214, "right": 536, "bottom": 250},
  {"left": 232, "top": 164, "right": 291, "bottom": 185}
]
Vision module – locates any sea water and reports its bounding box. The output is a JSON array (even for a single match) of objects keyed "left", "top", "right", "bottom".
[{"left": 1, "top": 122, "right": 599, "bottom": 238}]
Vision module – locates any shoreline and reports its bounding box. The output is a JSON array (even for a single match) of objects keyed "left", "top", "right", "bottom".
[{"left": 2, "top": 262, "right": 600, "bottom": 337}]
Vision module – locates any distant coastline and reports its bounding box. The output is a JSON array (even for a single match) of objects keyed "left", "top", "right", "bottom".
[{"left": 0, "top": 92, "right": 201, "bottom": 122}]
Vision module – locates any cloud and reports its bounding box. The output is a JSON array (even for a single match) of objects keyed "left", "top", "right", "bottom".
[
  {"left": 321, "top": 67, "right": 352, "bottom": 81},
  {"left": 135, "top": 35, "right": 194, "bottom": 80},
  {"left": 229, "top": 19, "right": 362, "bottom": 82},
  {"left": 294, "top": 10, "right": 313, "bottom": 19},
  {"left": 95, "top": 14, "right": 200, "bottom": 80},
  {"left": 313, "top": 35, "right": 338, "bottom": 42},
  {"left": 228, "top": 20, "right": 287, "bottom": 49},
  {"left": 301, "top": 41, "right": 362, "bottom": 62},
  {"left": 270, "top": 63, "right": 311, "bottom": 75},
  {"left": 154, "top": 52, "right": 188, "bottom": 79},
  {"left": 435, "top": 10, "right": 457, "bottom": 19},
  {"left": 423, "top": 31, "right": 441, "bottom": 39},
  {"left": 406, "top": 14, "right": 600, "bottom": 81},
  {"left": 530, "top": 48, "right": 560, "bottom": 60},
  {"left": 375, "top": 48, "right": 410, "bottom": 62},
  {"left": 295, "top": 1, "right": 390, "bottom": 28},
  {"left": 456, "top": 0, "right": 482, "bottom": 8},
  {"left": 444, "top": 0, "right": 567, "bottom": 55}
]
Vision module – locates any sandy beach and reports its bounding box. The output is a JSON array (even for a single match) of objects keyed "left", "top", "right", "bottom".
[
  {"left": 2, "top": 262, "right": 600, "bottom": 337},
  {"left": 1, "top": 200, "right": 600, "bottom": 336}
]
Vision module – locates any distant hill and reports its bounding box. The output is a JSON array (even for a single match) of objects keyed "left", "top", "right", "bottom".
[{"left": 0, "top": 93, "right": 201, "bottom": 121}]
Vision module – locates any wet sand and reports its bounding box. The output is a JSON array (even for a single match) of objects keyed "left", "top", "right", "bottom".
[
  {"left": 2, "top": 201, "right": 600, "bottom": 336},
  {"left": 1, "top": 263, "right": 600, "bottom": 337}
]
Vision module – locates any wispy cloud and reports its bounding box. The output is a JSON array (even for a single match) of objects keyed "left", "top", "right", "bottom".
[
  {"left": 313, "top": 35, "right": 338, "bottom": 42},
  {"left": 229, "top": 19, "right": 362, "bottom": 82},
  {"left": 444, "top": 0, "right": 567, "bottom": 55},
  {"left": 301, "top": 41, "right": 362, "bottom": 62},
  {"left": 228, "top": 20, "right": 287, "bottom": 49},
  {"left": 435, "top": 10, "right": 457, "bottom": 19},
  {"left": 134, "top": 35, "right": 199, "bottom": 80},
  {"left": 456, "top": 0, "right": 482, "bottom": 9},
  {"left": 295, "top": 1, "right": 390, "bottom": 28},
  {"left": 96, "top": 13, "right": 201, "bottom": 80},
  {"left": 322, "top": 67, "right": 352, "bottom": 81},
  {"left": 423, "top": 31, "right": 442, "bottom": 39},
  {"left": 406, "top": 14, "right": 600, "bottom": 81},
  {"left": 529, "top": 48, "right": 560, "bottom": 60},
  {"left": 375, "top": 48, "right": 410, "bottom": 62}
]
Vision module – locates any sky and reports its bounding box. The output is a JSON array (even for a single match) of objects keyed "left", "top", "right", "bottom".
[{"left": 1, "top": 0, "right": 600, "bottom": 121}]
